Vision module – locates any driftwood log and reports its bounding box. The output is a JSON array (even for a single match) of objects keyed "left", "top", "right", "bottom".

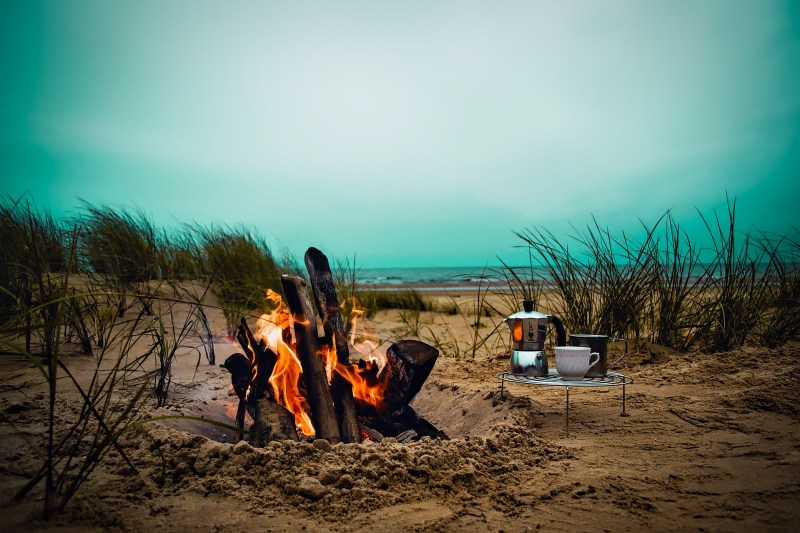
[
  {"left": 349, "top": 340, "right": 439, "bottom": 416},
  {"left": 280, "top": 275, "right": 341, "bottom": 443},
  {"left": 380, "top": 340, "right": 438, "bottom": 414},
  {"left": 220, "top": 352, "right": 251, "bottom": 442},
  {"left": 247, "top": 398, "right": 298, "bottom": 445},
  {"left": 223, "top": 319, "right": 296, "bottom": 443},
  {"left": 304, "top": 247, "right": 362, "bottom": 443},
  {"left": 235, "top": 317, "right": 276, "bottom": 401}
]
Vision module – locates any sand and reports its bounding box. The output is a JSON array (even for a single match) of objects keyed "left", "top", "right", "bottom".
[{"left": 1, "top": 288, "right": 799, "bottom": 532}]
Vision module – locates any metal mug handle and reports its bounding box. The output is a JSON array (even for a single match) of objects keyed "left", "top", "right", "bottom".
[
  {"left": 588, "top": 352, "right": 600, "bottom": 369},
  {"left": 607, "top": 337, "right": 627, "bottom": 370}
]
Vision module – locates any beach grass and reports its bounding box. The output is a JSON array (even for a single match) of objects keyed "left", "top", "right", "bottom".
[
  {"left": 0, "top": 193, "right": 798, "bottom": 520},
  {"left": 1, "top": 194, "right": 798, "bottom": 360},
  {"left": 193, "top": 224, "right": 285, "bottom": 336},
  {"left": 0, "top": 196, "right": 69, "bottom": 355}
]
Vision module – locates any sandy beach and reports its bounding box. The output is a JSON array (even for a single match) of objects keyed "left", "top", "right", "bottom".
[
  {"left": 4, "top": 0, "right": 798, "bottom": 529},
  {"left": 1, "top": 284, "right": 799, "bottom": 532}
]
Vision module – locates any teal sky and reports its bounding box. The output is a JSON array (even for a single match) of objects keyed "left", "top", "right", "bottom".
[{"left": 1, "top": 1, "right": 799, "bottom": 267}]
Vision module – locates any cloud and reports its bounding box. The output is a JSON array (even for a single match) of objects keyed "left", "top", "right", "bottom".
[{"left": 4, "top": 0, "right": 798, "bottom": 265}]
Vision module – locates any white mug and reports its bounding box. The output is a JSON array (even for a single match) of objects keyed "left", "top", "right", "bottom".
[{"left": 555, "top": 346, "right": 600, "bottom": 381}]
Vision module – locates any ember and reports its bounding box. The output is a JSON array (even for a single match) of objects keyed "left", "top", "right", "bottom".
[{"left": 222, "top": 247, "right": 448, "bottom": 445}]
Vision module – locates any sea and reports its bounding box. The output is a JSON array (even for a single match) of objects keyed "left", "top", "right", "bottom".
[
  {"left": 355, "top": 262, "right": 746, "bottom": 291},
  {"left": 356, "top": 266, "right": 512, "bottom": 290}
]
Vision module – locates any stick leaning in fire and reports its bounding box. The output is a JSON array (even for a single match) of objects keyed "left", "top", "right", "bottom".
[
  {"left": 280, "top": 275, "right": 341, "bottom": 443},
  {"left": 304, "top": 247, "right": 362, "bottom": 443}
]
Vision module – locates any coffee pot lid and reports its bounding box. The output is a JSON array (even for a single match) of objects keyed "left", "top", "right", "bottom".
[{"left": 505, "top": 310, "right": 549, "bottom": 321}]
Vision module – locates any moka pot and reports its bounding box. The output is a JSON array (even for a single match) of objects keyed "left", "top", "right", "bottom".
[{"left": 504, "top": 300, "right": 567, "bottom": 377}]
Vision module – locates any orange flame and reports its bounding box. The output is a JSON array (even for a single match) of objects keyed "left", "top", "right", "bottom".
[
  {"left": 246, "top": 291, "right": 391, "bottom": 434},
  {"left": 253, "top": 289, "right": 314, "bottom": 436},
  {"left": 334, "top": 352, "right": 390, "bottom": 409},
  {"left": 321, "top": 299, "right": 390, "bottom": 410}
]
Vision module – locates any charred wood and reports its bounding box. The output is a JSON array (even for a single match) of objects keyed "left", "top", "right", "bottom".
[
  {"left": 359, "top": 405, "right": 449, "bottom": 441},
  {"left": 381, "top": 340, "right": 438, "bottom": 413},
  {"left": 280, "top": 275, "right": 341, "bottom": 443},
  {"left": 395, "top": 429, "right": 418, "bottom": 444},
  {"left": 235, "top": 318, "right": 277, "bottom": 401},
  {"left": 360, "top": 425, "right": 385, "bottom": 443},
  {"left": 352, "top": 340, "right": 439, "bottom": 416},
  {"left": 304, "top": 247, "right": 362, "bottom": 443},
  {"left": 394, "top": 405, "right": 449, "bottom": 440},
  {"left": 225, "top": 319, "right": 279, "bottom": 443},
  {"left": 221, "top": 352, "right": 251, "bottom": 400},
  {"left": 247, "top": 398, "right": 298, "bottom": 445},
  {"left": 221, "top": 352, "right": 250, "bottom": 442}
]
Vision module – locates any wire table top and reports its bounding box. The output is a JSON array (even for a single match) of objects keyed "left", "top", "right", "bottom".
[
  {"left": 497, "top": 370, "right": 634, "bottom": 437},
  {"left": 498, "top": 370, "right": 633, "bottom": 387}
]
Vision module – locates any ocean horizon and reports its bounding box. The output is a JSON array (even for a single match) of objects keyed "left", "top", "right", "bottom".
[
  {"left": 357, "top": 266, "right": 506, "bottom": 287},
  {"left": 355, "top": 262, "right": 773, "bottom": 290}
]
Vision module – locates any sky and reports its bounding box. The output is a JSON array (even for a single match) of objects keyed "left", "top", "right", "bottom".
[{"left": 1, "top": 0, "right": 799, "bottom": 267}]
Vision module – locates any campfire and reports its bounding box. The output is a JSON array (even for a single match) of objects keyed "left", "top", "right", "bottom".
[{"left": 222, "top": 247, "right": 447, "bottom": 445}]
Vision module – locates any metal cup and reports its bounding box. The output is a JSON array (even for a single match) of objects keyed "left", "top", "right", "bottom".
[{"left": 568, "top": 334, "right": 627, "bottom": 377}]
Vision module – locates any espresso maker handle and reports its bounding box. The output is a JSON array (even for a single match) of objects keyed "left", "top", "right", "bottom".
[
  {"left": 607, "top": 337, "right": 628, "bottom": 370},
  {"left": 548, "top": 316, "right": 567, "bottom": 346}
]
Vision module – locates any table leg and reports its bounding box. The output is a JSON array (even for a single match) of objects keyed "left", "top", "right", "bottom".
[
  {"left": 620, "top": 382, "right": 629, "bottom": 417},
  {"left": 566, "top": 386, "right": 570, "bottom": 438}
]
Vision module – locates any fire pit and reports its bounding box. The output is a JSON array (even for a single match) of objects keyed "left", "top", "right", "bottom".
[{"left": 221, "top": 247, "right": 447, "bottom": 445}]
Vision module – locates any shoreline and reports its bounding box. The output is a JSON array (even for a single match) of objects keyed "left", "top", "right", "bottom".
[
  {"left": 358, "top": 281, "right": 493, "bottom": 292},
  {"left": 356, "top": 281, "right": 548, "bottom": 299}
]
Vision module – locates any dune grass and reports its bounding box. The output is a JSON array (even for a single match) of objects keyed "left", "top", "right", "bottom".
[
  {"left": 508, "top": 198, "right": 798, "bottom": 352},
  {"left": 0, "top": 196, "right": 68, "bottom": 355},
  {"left": 0, "top": 198, "right": 223, "bottom": 518},
  {"left": 79, "top": 204, "right": 161, "bottom": 283},
  {"left": 5, "top": 288, "right": 217, "bottom": 518},
  {"left": 491, "top": 252, "right": 543, "bottom": 317},
  {"left": 193, "top": 225, "right": 286, "bottom": 336},
  {"left": 755, "top": 233, "right": 800, "bottom": 347},
  {"left": 647, "top": 213, "right": 712, "bottom": 350},
  {"left": 514, "top": 215, "right": 662, "bottom": 346},
  {"left": 79, "top": 204, "right": 166, "bottom": 317},
  {"left": 356, "top": 289, "right": 435, "bottom": 314},
  {"left": 693, "top": 197, "right": 774, "bottom": 351}
]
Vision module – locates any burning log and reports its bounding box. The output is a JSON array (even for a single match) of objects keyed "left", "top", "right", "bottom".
[
  {"left": 361, "top": 425, "right": 385, "bottom": 443},
  {"left": 379, "top": 340, "right": 438, "bottom": 414},
  {"left": 223, "top": 319, "right": 300, "bottom": 443},
  {"left": 247, "top": 398, "right": 298, "bottom": 445},
  {"left": 352, "top": 340, "right": 448, "bottom": 442},
  {"left": 235, "top": 317, "right": 276, "bottom": 401},
  {"left": 280, "top": 275, "right": 341, "bottom": 443},
  {"left": 348, "top": 340, "right": 439, "bottom": 416},
  {"left": 304, "top": 247, "right": 362, "bottom": 443}
]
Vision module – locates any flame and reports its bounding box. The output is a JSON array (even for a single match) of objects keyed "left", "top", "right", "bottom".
[
  {"left": 252, "top": 289, "right": 314, "bottom": 436},
  {"left": 346, "top": 296, "right": 386, "bottom": 375},
  {"left": 244, "top": 291, "right": 391, "bottom": 435},
  {"left": 321, "top": 299, "right": 390, "bottom": 410}
]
